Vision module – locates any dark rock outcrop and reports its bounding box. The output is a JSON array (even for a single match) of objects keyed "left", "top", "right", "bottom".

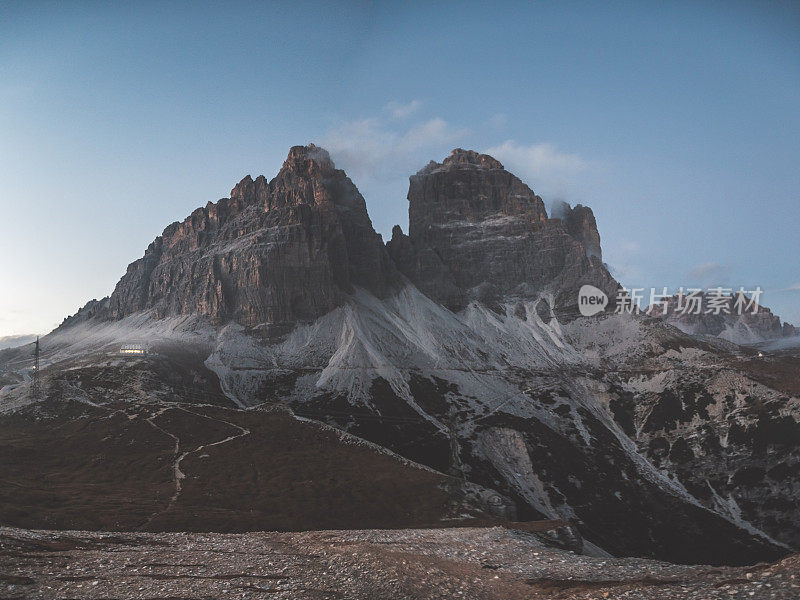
[
  {"left": 387, "top": 149, "right": 618, "bottom": 312},
  {"left": 551, "top": 200, "right": 602, "bottom": 261},
  {"left": 107, "top": 145, "right": 395, "bottom": 326}
]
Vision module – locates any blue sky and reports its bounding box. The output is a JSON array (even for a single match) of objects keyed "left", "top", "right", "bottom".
[{"left": 1, "top": 1, "right": 798, "bottom": 335}]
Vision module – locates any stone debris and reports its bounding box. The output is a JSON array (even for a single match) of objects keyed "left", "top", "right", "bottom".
[{"left": 1, "top": 526, "right": 797, "bottom": 600}]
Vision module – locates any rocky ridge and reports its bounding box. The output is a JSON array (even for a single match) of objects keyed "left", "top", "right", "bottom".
[{"left": 99, "top": 146, "right": 618, "bottom": 326}]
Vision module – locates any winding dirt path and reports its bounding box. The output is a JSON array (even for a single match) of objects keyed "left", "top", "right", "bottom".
[{"left": 139, "top": 404, "right": 252, "bottom": 529}]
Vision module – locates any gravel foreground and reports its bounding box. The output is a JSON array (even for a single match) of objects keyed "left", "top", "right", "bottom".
[{"left": 1, "top": 526, "right": 798, "bottom": 599}]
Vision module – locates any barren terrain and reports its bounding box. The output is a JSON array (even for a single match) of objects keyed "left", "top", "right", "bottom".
[{"left": 1, "top": 526, "right": 798, "bottom": 599}]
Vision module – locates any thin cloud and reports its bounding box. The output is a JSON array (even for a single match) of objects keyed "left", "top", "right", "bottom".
[
  {"left": 606, "top": 261, "right": 645, "bottom": 284},
  {"left": 781, "top": 282, "right": 800, "bottom": 291},
  {"left": 485, "top": 140, "right": 587, "bottom": 182},
  {"left": 383, "top": 99, "right": 422, "bottom": 119},
  {"left": 687, "top": 261, "right": 730, "bottom": 286},
  {"left": 321, "top": 113, "right": 470, "bottom": 184},
  {"left": 319, "top": 107, "right": 600, "bottom": 239},
  {"left": 319, "top": 108, "right": 472, "bottom": 237},
  {"left": 403, "top": 118, "right": 465, "bottom": 148}
]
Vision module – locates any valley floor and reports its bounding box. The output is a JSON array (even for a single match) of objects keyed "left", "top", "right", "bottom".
[{"left": 1, "top": 526, "right": 797, "bottom": 600}]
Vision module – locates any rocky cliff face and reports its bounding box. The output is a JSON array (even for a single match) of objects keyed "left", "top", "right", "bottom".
[
  {"left": 386, "top": 149, "right": 618, "bottom": 313},
  {"left": 107, "top": 145, "right": 394, "bottom": 326}
]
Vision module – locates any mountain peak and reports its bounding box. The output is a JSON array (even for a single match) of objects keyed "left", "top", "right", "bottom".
[
  {"left": 443, "top": 148, "right": 504, "bottom": 170},
  {"left": 280, "top": 143, "right": 336, "bottom": 177},
  {"left": 415, "top": 149, "right": 504, "bottom": 177},
  {"left": 230, "top": 174, "right": 269, "bottom": 203}
]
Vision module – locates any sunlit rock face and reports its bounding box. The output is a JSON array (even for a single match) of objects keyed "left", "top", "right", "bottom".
[
  {"left": 108, "top": 145, "right": 395, "bottom": 325},
  {"left": 386, "top": 148, "right": 618, "bottom": 312}
]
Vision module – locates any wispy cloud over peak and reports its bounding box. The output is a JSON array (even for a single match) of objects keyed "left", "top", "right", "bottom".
[
  {"left": 485, "top": 140, "right": 587, "bottom": 181},
  {"left": 320, "top": 111, "right": 469, "bottom": 185},
  {"left": 402, "top": 118, "right": 468, "bottom": 150},
  {"left": 318, "top": 105, "right": 608, "bottom": 241},
  {"left": 319, "top": 106, "right": 474, "bottom": 237}
]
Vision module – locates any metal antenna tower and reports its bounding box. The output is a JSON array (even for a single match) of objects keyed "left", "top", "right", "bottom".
[
  {"left": 31, "top": 336, "right": 41, "bottom": 398},
  {"left": 444, "top": 404, "right": 466, "bottom": 515}
]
